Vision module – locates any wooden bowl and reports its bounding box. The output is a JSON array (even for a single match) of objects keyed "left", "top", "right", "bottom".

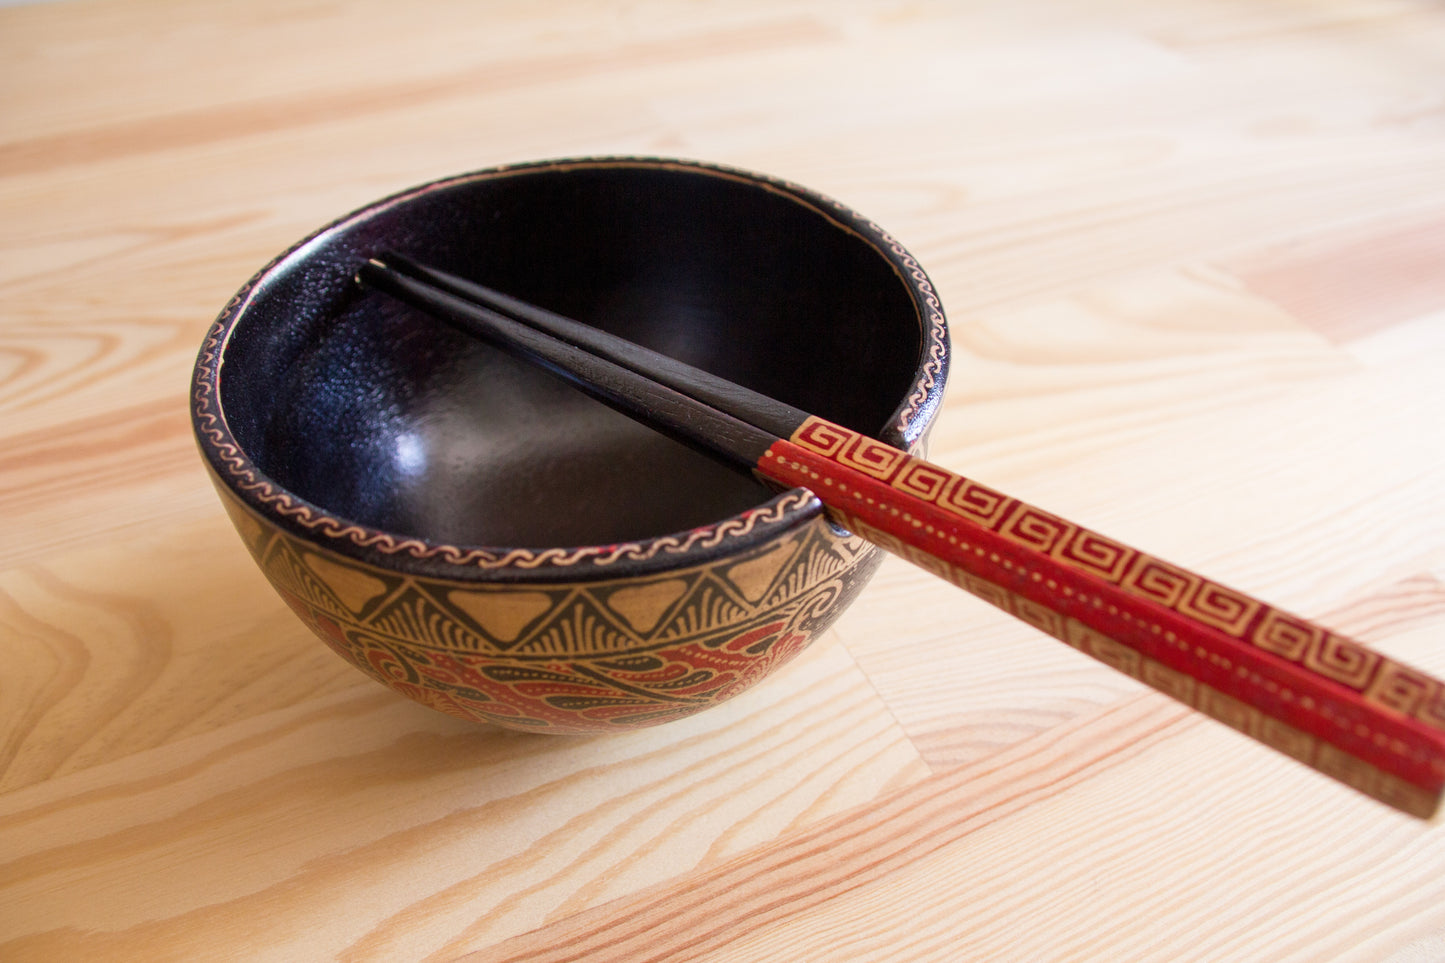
[{"left": 192, "top": 157, "right": 948, "bottom": 733}]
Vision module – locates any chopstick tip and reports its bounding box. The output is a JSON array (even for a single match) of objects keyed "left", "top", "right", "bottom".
[{"left": 354, "top": 257, "right": 388, "bottom": 287}]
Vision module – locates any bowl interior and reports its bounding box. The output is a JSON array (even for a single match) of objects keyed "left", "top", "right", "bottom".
[{"left": 218, "top": 162, "right": 929, "bottom": 547}]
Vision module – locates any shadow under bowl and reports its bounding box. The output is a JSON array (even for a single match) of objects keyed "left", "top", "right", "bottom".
[{"left": 193, "top": 157, "right": 948, "bottom": 733}]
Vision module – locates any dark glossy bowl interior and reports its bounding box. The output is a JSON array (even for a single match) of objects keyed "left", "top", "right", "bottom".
[{"left": 218, "top": 161, "right": 931, "bottom": 548}]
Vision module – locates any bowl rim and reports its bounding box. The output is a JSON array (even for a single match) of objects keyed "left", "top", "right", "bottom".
[{"left": 191, "top": 156, "right": 949, "bottom": 583}]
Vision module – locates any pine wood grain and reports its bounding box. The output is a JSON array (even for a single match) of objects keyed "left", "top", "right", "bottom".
[
  {"left": 0, "top": 637, "right": 926, "bottom": 961},
  {"left": 3, "top": 0, "right": 1445, "bottom": 959}
]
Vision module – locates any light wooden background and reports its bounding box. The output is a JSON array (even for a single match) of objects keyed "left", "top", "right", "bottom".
[{"left": 4, "top": 0, "right": 1445, "bottom": 959}]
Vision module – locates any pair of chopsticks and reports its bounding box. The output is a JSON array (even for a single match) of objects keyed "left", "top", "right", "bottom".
[{"left": 357, "top": 253, "right": 1445, "bottom": 818}]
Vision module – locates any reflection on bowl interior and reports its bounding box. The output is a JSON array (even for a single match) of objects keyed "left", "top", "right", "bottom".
[{"left": 219, "top": 163, "right": 925, "bottom": 547}]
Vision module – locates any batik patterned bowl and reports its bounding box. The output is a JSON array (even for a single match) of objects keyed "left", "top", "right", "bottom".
[{"left": 192, "top": 157, "right": 948, "bottom": 733}]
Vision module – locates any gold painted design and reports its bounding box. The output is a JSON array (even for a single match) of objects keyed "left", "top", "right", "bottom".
[
  {"left": 220, "top": 485, "right": 879, "bottom": 733},
  {"left": 786, "top": 415, "right": 1445, "bottom": 761},
  {"left": 724, "top": 541, "right": 800, "bottom": 604},
  {"left": 1011, "top": 571, "right": 1433, "bottom": 817},
  {"left": 891, "top": 460, "right": 951, "bottom": 500},
  {"left": 998, "top": 504, "right": 1074, "bottom": 554},
  {"left": 600, "top": 580, "right": 690, "bottom": 634},
  {"left": 837, "top": 435, "right": 909, "bottom": 480},
  {"left": 1178, "top": 581, "right": 1260, "bottom": 636},
  {"left": 303, "top": 553, "right": 388, "bottom": 613},
  {"left": 446, "top": 589, "right": 554, "bottom": 643},
  {"left": 1253, "top": 610, "right": 1320, "bottom": 660},
  {"left": 937, "top": 477, "right": 1011, "bottom": 527},
  {"left": 1054, "top": 530, "right": 1132, "bottom": 582},
  {"left": 231, "top": 510, "right": 263, "bottom": 552},
  {"left": 1304, "top": 632, "right": 1381, "bottom": 688},
  {"left": 1367, "top": 663, "right": 1440, "bottom": 718},
  {"left": 1119, "top": 556, "right": 1196, "bottom": 609}
]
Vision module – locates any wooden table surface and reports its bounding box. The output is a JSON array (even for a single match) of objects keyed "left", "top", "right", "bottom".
[{"left": 4, "top": 1, "right": 1445, "bottom": 959}]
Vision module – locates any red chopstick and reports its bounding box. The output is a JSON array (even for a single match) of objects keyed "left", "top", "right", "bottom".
[{"left": 358, "top": 253, "right": 1445, "bottom": 818}]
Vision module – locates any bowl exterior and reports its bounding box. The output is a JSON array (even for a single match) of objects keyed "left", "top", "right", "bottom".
[{"left": 212, "top": 481, "right": 879, "bottom": 732}]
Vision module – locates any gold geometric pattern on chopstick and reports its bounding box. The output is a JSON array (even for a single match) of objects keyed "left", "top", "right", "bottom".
[
  {"left": 785, "top": 416, "right": 1445, "bottom": 743},
  {"left": 827, "top": 505, "right": 1438, "bottom": 818}
]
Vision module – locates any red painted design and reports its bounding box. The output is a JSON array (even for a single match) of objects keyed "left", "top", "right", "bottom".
[
  {"left": 233, "top": 492, "right": 873, "bottom": 736},
  {"left": 1254, "top": 610, "right": 1320, "bottom": 660},
  {"left": 999, "top": 504, "right": 1074, "bottom": 554},
  {"left": 1056, "top": 529, "right": 1132, "bottom": 581},
  {"left": 838, "top": 434, "right": 909, "bottom": 480},
  {"left": 792, "top": 418, "right": 852, "bottom": 456},
  {"left": 936, "top": 477, "right": 1011, "bottom": 526},
  {"left": 761, "top": 415, "right": 1445, "bottom": 816},
  {"left": 892, "top": 461, "right": 952, "bottom": 500}
]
